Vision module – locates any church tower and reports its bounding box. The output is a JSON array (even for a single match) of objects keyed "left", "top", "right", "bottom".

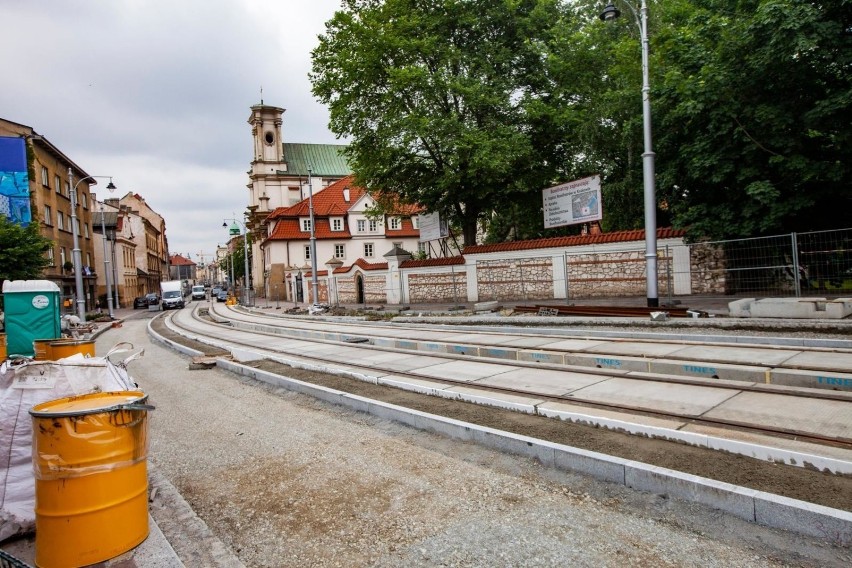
[{"left": 248, "top": 103, "right": 286, "bottom": 213}]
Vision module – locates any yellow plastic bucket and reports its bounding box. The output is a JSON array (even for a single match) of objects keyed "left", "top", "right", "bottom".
[
  {"left": 48, "top": 339, "right": 95, "bottom": 359},
  {"left": 30, "top": 391, "right": 153, "bottom": 568},
  {"left": 0, "top": 333, "right": 6, "bottom": 360},
  {"left": 33, "top": 338, "right": 59, "bottom": 360}
]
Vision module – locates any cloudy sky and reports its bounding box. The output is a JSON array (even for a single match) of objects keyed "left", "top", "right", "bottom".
[{"left": 1, "top": 0, "right": 344, "bottom": 265}]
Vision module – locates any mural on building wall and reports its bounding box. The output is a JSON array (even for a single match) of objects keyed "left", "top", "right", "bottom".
[{"left": 0, "top": 136, "right": 31, "bottom": 226}]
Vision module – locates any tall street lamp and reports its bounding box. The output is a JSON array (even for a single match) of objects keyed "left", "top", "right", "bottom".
[
  {"left": 600, "top": 1, "right": 659, "bottom": 307},
  {"left": 304, "top": 168, "right": 319, "bottom": 304},
  {"left": 223, "top": 216, "right": 251, "bottom": 305},
  {"left": 68, "top": 168, "right": 116, "bottom": 321},
  {"left": 98, "top": 184, "right": 120, "bottom": 319}
]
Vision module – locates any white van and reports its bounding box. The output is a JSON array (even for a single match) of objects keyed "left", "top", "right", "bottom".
[{"left": 191, "top": 285, "right": 206, "bottom": 300}]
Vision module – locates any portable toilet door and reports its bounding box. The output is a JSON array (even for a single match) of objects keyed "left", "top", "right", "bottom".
[{"left": 1, "top": 280, "right": 62, "bottom": 357}]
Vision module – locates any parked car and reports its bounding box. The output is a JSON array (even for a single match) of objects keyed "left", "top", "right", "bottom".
[
  {"left": 216, "top": 290, "right": 229, "bottom": 302},
  {"left": 145, "top": 293, "right": 160, "bottom": 306},
  {"left": 133, "top": 296, "right": 148, "bottom": 309},
  {"left": 211, "top": 286, "right": 222, "bottom": 297}
]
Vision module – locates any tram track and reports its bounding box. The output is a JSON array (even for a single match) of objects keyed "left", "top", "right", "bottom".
[{"left": 163, "top": 304, "right": 852, "bottom": 455}]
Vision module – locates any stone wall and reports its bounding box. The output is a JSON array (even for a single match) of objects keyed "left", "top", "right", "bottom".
[
  {"left": 408, "top": 271, "right": 466, "bottom": 303},
  {"left": 476, "top": 257, "right": 553, "bottom": 301},
  {"left": 334, "top": 273, "right": 386, "bottom": 304},
  {"left": 565, "top": 251, "right": 678, "bottom": 299},
  {"left": 688, "top": 243, "right": 728, "bottom": 294}
]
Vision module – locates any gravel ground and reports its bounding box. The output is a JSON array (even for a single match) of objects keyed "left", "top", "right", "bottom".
[{"left": 99, "top": 317, "right": 850, "bottom": 567}]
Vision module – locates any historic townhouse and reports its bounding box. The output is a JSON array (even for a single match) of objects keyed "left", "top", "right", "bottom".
[
  {"left": 1, "top": 118, "right": 100, "bottom": 308},
  {"left": 262, "top": 175, "right": 421, "bottom": 303}
]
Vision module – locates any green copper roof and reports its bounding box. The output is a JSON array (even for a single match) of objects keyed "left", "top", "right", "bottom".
[{"left": 282, "top": 143, "right": 351, "bottom": 177}]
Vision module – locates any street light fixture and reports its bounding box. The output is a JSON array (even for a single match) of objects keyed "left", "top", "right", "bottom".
[
  {"left": 600, "top": 1, "right": 659, "bottom": 307},
  {"left": 98, "top": 182, "right": 119, "bottom": 319},
  {"left": 223, "top": 215, "right": 251, "bottom": 305},
  {"left": 68, "top": 168, "right": 116, "bottom": 321}
]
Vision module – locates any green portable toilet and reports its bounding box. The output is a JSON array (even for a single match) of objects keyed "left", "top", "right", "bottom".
[{"left": 1, "top": 280, "right": 62, "bottom": 357}]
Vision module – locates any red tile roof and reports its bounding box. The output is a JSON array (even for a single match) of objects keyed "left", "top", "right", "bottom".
[
  {"left": 267, "top": 218, "right": 352, "bottom": 241},
  {"left": 336, "top": 258, "right": 389, "bottom": 273},
  {"left": 385, "top": 217, "right": 419, "bottom": 238},
  {"left": 169, "top": 254, "right": 195, "bottom": 266},
  {"left": 400, "top": 256, "right": 465, "bottom": 268},
  {"left": 462, "top": 227, "right": 686, "bottom": 254}
]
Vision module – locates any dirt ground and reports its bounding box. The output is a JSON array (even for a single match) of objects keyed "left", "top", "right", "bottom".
[{"left": 152, "top": 318, "right": 852, "bottom": 512}]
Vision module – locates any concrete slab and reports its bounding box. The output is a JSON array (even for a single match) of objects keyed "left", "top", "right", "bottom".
[
  {"left": 445, "top": 385, "right": 545, "bottom": 413},
  {"left": 703, "top": 391, "right": 852, "bottom": 439},
  {"left": 476, "top": 368, "right": 610, "bottom": 395},
  {"left": 649, "top": 359, "right": 770, "bottom": 383},
  {"left": 517, "top": 350, "right": 564, "bottom": 365},
  {"left": 589, "top": 341, "right": 690, "bottom": 358},
  {"left": 568, "top": 377, "right": 739, "bottom": 416},
  {"left": 769, "top": 368, "right": 852, "bottom": 391},
  {"left": 671, "top": 344, "right": 800, "bottom": 366},
  {"left": 537, "top": 338, "right": 610, "bottom": 351},
  {"left": 359, "top": 353, "right": 447, "bottom": 372},
  {"left": 538, "top": 400, "right": 688, "bottom": 430},
  {"left": 408, "top": 359, "right": 522, "bottom": 382},
  {"left": 377, "top": 374, "right": 457, "bottom": 395},
  {"left": 563, "top": 352, "right": 653, "bottom": 372},
  {"left": 780, "top": 350, "right": 852, "bottom": 374}
]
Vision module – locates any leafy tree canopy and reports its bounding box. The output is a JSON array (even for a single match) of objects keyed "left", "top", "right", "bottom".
[
  {"left": 0, "top": 215, "right": 53, "bottom": 285},
  {"left": 311, "top": 0, "right": 580, "bottom": 246},
  {"left": 654, "top": 0, "right": 852, "bottom": 239}
]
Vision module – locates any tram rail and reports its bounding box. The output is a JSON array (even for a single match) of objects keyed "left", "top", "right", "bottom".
[{"left": 160, "top": 305, "right": 852, "bottom": 457}]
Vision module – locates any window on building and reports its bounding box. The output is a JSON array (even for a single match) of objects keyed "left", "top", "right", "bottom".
[
  {"left": 369, "top": 219, "right": 379, "bottom": 232},
  {"left": 357, "top": 219, "right": 366, "bottom": 232},
  {"left": 332, "top": 218, "right": 343, "bottom": 231},
  {"left": 84, "top": 223, "right": 89, "bottom": 238},
  {"left": 301, "top": 218, "right": 312, "bottom": 232},
  {"left": 389, "top": 217, "right": 401, "bottom": 230},
  {"left": 54, "top": 175, "right": 61, "bottom": 194},
  {"left": 41, "top": 166, "right": 49, "bottom": 186},
  {"left": 47, "top": 247, "right": 55, "bottom": 265},
  {"left": 60, "top": 247, "right": 67, "bottom": 266},
  {"left": 364, "top": 243, "right": 374, "bottom": 257},
  {"left": 57, "top": 211, "right": 64, "bottom": 231},
  {"left": 44, "top": 205, "right": 52, "bottom": 226},
  {"left": 418, "top": 241, "right": 427, "bottom": 255},
  {"left": 412, "top": 216, "right": 419, "bottom": 229},
  {"left": 334, "top": 244, "right": 345, "bottom": 258},
  {"left": 81, "top": 193, "right": 88, "bottom": 209},
  {"left": 65, "top": 181, "right": 70, "bottom": 197},
  {"left": 393, "top": 242, "right": 402, "bottom": 249},
  {"left": 304, "top": 245, "right": 311, "bottom": 261},
  {"left": 85, "top": 253, "right": 91, "bottom": 267}
]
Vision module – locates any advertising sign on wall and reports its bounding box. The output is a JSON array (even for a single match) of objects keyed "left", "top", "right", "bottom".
[
  {"left": 542, "top": 174, "right": 602, "bottom": 229},
  {"left": 0, "top": 136, "right": 31, "bottom": 226}
]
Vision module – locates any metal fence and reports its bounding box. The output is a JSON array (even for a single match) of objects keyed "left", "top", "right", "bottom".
[
  {"left": 693, "top": 228, "right": 852, "bottom": 298},
  {"left": 560, "top": 227, "right": 852, "bottom": 302}
]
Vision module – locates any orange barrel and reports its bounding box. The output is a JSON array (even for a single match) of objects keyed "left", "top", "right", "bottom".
[
  {"left": 30, "top": 391, "right": 153, "bottom": 568},
  {"left": 0, "top": 333, "right": 6, "bottom": 360},
  {"left": 48, "top": 339, "right": 95, "bottom": 359},
  {"left": 33, "top": 338, "right": 60, "bottom": 360}
]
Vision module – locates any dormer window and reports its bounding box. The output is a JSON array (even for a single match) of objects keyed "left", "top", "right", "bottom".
[
  {"left": 331, "top": 218, "right": 343, "bottom": 231},
  {"left": 389, "top": 217, "right": 401, "bottom": 230},
  {"left": 301, "top": 219, "right": 312, "bottom": 232},
  {"left": 412, "top": 216, "right": 419, "bottom": 229}
]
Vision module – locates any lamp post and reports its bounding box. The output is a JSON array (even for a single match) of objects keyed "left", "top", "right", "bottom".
[
  {"left": 68, "top": 168, "right": 116, "bottom": 321},
  {"left": 304, "top": 169, "right": 319, "bottom": 304},
  {"left": 600, "top": 1, "right": 659, "bottom": 307},
  {"left": 223, "top": 216, "right": 250, "bottom": 305}
]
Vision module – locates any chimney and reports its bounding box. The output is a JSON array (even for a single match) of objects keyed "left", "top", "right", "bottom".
[
  {"left": 343, "top": 187, "right": 350, "bottom": 202},
  {"left": 590, "top": 221, "right": 602, "bottom": 235}
]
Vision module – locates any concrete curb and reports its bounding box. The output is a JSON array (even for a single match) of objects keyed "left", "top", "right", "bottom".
[{"left": 147, "top": 319, "right": 852, "bottom": 546}]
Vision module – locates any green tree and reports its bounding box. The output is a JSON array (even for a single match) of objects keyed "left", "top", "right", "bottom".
[
  {"left": 0, "top": 215, "right": 53, "bottom": 284},
  {"left": 311, "top": 0, "right": 577, "bottom": 246},
  {"left": 654, "top": 0, "right": 852, "bottom": 239}
]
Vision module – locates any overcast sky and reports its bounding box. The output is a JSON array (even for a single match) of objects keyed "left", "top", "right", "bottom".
[{"left": 1, "top": 0, "right": 344, "bottom": 265}]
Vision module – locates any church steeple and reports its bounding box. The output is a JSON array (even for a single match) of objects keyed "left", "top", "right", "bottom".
[{"left": 248, "top": 104, "right": 285, "bottom": 164}]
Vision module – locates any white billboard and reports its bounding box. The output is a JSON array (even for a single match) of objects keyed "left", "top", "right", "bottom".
[
  {"left": 542, "top": 174, "right": 602, "bottom": 229},
  {"left": 418, "top": 211, "right": 449, "bottom": 242}
]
